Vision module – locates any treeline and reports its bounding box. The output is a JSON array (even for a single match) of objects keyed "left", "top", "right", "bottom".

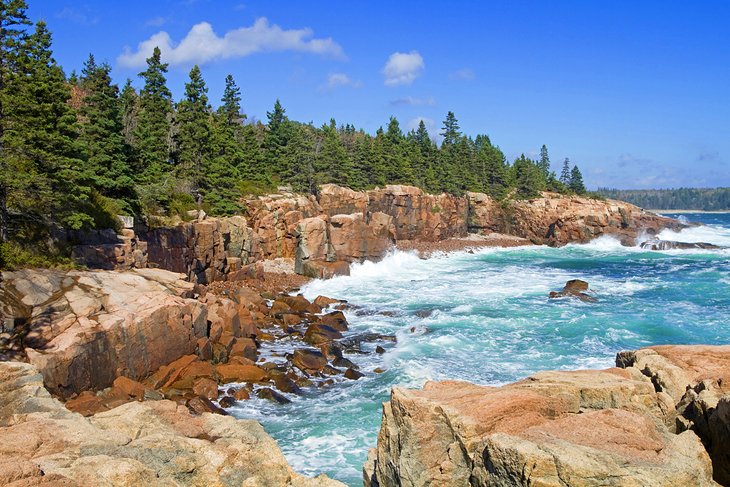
[
  {"left": 598, "top": 188, "right": 730, "bottom": 211},
  {"left": 0, "top": 0, "right": 589, "bottom": 253}
]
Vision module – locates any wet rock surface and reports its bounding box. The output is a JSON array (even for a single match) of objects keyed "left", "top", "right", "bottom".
[
  {"left": 549, "top": 278, "right": 598, "bottom": 302},
  {"left": 640, "top": 239, "right": 726, "bottom": 250}
]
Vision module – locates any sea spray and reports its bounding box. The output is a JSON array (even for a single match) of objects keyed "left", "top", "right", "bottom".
[{"left": 232, "top": 213, "right": 730, "bottom": 487}]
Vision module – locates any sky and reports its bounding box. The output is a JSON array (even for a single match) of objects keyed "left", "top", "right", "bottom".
[{"left": 30, "top": 0, "right": 730, "bottom": 190}]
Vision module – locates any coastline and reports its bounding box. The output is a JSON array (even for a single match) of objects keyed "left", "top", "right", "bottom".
[
  {"left": 395, "top": 232, "right": 532, "bottom": 257},
  {"left": 652, "top": 209, "right": 730, "bottom": 214}
]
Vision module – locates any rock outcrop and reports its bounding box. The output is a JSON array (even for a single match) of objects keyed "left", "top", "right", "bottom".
[
  {"left": 0, "top": 268, "right": 208, "bottom": 399},
  {"left": 70, "top": 185, "right": 683, "bottom": 280},
  {"left": 0, "top": 361, "right": 344, "bottom": 486},
  {"left": 366, "top": 345, "right": 730, "bottom": 486},
  {"left": 469, "top": 192, "right": 684, "bottom": 246}
]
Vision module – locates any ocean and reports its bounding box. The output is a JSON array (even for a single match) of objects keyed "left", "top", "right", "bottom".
[{"left": 229, "top": 212, "right": 730, "bottom": 486}]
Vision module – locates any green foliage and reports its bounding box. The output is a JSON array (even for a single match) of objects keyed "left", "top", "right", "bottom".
[
  {"left": 133, "top": 46, "right": 172, "bottom": 183},
  {"left": 0, "top": 241, "right": 77, "bottom": 270},
  {"left": 569, "top": 165, "right": 586, "bottom": 193},
  {"left": 597, "top": 187, "right": 730, "bottom": 210},
  {"left": 2, "top": 1, "right": 597, "bottom": 258}
]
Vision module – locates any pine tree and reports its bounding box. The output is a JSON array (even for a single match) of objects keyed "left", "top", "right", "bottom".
[
  {"left": 78, "top": 54, "right": 137, "bottom": 213},
  {"left": 560, "top": 157, "right": 571, "bottom": 185},
  {"left": 175, "top": 64, "right": 211, "bottom": 190},
  {"left": 133, "top": 46, "right": 172, "bottom": 182},
  {"left": 569, "top": 165, "right": 586, "bottom": 194},
  {"left": 0, "top": 0, "right": 31, "bottom": 241}
]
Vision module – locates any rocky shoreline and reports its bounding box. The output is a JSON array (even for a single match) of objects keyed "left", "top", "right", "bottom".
[
  {"left": 364, "top": 345, "right": 730, "bottom": 486},
  {"left": 3, "top": 186, "right": 721, "bottom": 486}
]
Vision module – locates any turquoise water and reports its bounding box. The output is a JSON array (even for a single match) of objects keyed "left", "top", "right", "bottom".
[{"left": 229, "top": 213, "right": 730, "bottom": 486}]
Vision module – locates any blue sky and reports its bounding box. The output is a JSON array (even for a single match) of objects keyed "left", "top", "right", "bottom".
[{"left": 31, "top": 0, "right": 730, "bottom": 189}]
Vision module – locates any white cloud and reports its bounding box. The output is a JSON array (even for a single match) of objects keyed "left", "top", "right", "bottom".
[
  {"left": 382, "top": 51, "right": 424, "bottom": 86},
  {"left": 320, "top": 73, "right": 362, "bottom": 92},
  {"left": 117, "top": 18, "right": 345, "bottom": 68},
  {"left": 390, "top": 96, "right": 436, "bottom": 106},
  {"left": 449, "top": 68, "right": 475, "bottom": 81}
]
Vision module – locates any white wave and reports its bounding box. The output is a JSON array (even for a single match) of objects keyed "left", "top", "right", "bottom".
[
  {"left": 656, "top": 224, "right": 730, "bottom": 247},
  {"left": 571, "top": 235, "right": 633, "bottom": 251}
]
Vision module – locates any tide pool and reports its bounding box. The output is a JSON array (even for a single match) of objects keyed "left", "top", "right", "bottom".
[{"left": 230, "top": 213, "right": 730, "bottom": 486}]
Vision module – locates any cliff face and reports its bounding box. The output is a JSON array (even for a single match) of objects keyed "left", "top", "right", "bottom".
[
  {"left": 0, "top": 361, "right": 344, "bottom": 487},
  {"left": 365, "top": 345, "right": 730, "bottom": 487},
  {"left": 70, "top": 185, "right": 682, "bottom": 283}
]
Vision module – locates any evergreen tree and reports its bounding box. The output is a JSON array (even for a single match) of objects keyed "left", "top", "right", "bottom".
[
  {"left": 440, "top": 111, "right": 461, "bottom": 146},
  {"left": 511, "top": 154, "right": 544, "bottom": 199},
  {"left": 538, "top": 144, "right": 550, "bottom": 179},
  {"left": 11, "top": 21, "right": 90, "bottom": 229},
  {"left": 284, "top": 123, "right": 317, "bottom": 193},
  {"left": 264, "top": 98, "right": 290, "bottom": 178},
  {"left": 78, "top": 55, "right": 136, "bottom": 213},
  {"left": 220, "top": 73, "right": 243, "bottom": 125},
  {"left": 119, "top": 79, "right": 137, "bottom": 147},
  {"left": 569, "top": 165, "right": 586, "bottom": 193},
  {"left": 315, "top": 119, "right": 353, "bottom": 186},
  {"left": 0, "top": 0, "right": 31, "bottom": 241},
  {"left": 175, "top": 64, "right": 211, "bottom": 190},
  {"left": 560, "top": 157, "right": 571, "bottom": 185},
  {"left": 133, "top": 46, "right": 172, "bottom": 182}
]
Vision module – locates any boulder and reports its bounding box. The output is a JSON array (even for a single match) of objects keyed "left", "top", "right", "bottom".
[
  {"left": 304, "top": 323, "right": 343, "bottom": 345},
  {"left": 319, "top": 311, "right": 349, "bottom": 331},
  {"left": 214, "top": 364, "right": 269, "bottom": 384},
  {"left": 291, "top": 349, "right": 328, "bottom": 373},
  {"left": 257, "top": 387, "right": 292, "bottom": 404},
  {"left": 0, "top": 362, "right": 345, "bottom": 486},
  {"left": 549, "top": 279, "right": 597, "bottom": 302}
]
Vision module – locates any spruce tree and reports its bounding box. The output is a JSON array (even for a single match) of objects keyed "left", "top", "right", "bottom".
[
  {"left": 13, "top": 21, "right": 92, "bottom": 229},
  {"left": 119, "top": 79, "right": 138, "bottom": 147},
  {"left": 220, "top": 74, "right": 243, "bottom": 125},
  {"left": 264, "top": 99, "right": 290, "bottom": 178},
  {"left": 560, "top": 157, "right": 571, "bottom": 185},
  {"left": 315, "top": 119, "right": 353, "bottom": 186},
  {"left": 133, "top": 46, "right": 172, "bottom": 182},
  {"left": 538, "top": 144, "right": 550, "bottom": 179},
  {"left": 0, "top": 0, "right": 31, "bottom": 241},
  {"left": 175, "top": 64, "right": 211, "bottom": 190},
  {"left": 78, "top": 55, "right": 136, "bottom": 213},
  {"left": 569, "top": 165, "right": 586, "bottom": 194},
  {"left": 440, "top": 111, "right": 461, "bottom": 147}
]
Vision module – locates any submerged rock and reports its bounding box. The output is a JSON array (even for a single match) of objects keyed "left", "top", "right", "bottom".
[{"left": 640, "top": 239, "right": 725, "bottom": 250}]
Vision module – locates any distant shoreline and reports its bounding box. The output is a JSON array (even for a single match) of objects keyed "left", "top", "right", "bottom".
[{"left": 651, "top": 209, "right": 730, "bottom": 214}]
